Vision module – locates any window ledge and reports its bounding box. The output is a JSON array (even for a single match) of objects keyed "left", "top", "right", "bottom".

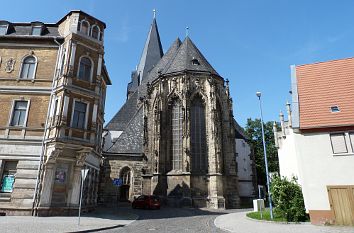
[{"left": 332, "top": 153, "right": 354, "bottom": 157}]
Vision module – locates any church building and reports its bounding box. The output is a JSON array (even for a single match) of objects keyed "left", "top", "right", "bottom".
[{"left": 101, "top": 15, "right": 255, "bottom": 209}]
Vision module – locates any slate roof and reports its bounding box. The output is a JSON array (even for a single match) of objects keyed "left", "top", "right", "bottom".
[
  {"left": 127, "top": 18, "right": 164, "bottom": 97},
  {"left": 107, "top": 106, "right": 144, "bottom": 153},
  {"left": 162, "top": 37, "right": 219, "bottom": 76},
  {"left": 0, "top": 22, "right": 60, "bottom": 38},
  {"left": 136, "top": 18, "right": 163, "bottom": 82},
  {"left": 139, "top": 37, "right": 182, "bottom": 97},
  {"left": 234, "top": 119, "right": 247, "bottom": 140},
  {"left": 105, "top": 91, "right": 139, "bottom": 131}
]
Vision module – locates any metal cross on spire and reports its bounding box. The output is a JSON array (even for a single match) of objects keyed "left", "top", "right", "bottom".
[
  {"left": 186, "top": 26, "right": 189, "bottom": 37},
  {"left": 153, "top": 9, "right": 156, "bottom": 19}
]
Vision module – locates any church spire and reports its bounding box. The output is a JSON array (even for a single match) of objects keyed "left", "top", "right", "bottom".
[{"left": 136, "top": 11, "right": 164, "bottom": 82}]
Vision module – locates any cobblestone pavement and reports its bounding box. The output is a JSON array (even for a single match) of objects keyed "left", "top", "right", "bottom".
[
  {"left": 215, "top": 210, "right": 354, "bottom": 233},
  {"left": 99, "top": 206, "right": 232, "bottom": 233}
]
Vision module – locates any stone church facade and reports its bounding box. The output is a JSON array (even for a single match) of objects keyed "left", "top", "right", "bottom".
[{"left": 101, "top": 16, "right": 253, "bottom": 209}]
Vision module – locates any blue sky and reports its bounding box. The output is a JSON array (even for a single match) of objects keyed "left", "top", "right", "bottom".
[{"left": 4, "top": 1, "right": 354, "bottom": 127}]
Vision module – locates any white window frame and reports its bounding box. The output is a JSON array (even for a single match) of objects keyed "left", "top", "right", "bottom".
[
  {"left": 79, "top": 20, "right": 90, "bottom": 36},
  {"left": 90, "top": 24, "right": 101, "bottom": 40},
  {"left": 31, "top": 26, "right": 42, "bottom": 36},
  {"left": 8, "top": 99, "right": 30, "bottom": 127},
  {"left": 18, "top": 55, "right": 38, "bottom": 80},
  {"left": 329, "top": 132, "right": 354, "bottom": 156},
  {"left": 70, "top": 99, "right": 90, "bottom": 130},
  {"left": 77, "top": 55, "right": 94, "bottom": 82}
]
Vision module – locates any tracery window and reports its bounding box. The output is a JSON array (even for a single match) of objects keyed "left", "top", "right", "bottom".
[
  {"left": 191, "top": 96, "right": 207, "bottom": 173},
  {"left": 170, "top": 100, "right": 183, "bottom": 170}
]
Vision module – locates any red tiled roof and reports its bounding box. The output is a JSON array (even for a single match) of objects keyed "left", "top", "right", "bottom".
[{"left": 296, "top": 57, "right": 354, "bottom": 129}]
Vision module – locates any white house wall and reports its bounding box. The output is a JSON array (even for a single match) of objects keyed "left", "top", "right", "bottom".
[
  {"left": 235, "top": 138, "right": 255, "bottom": 197},
  {"left": 277, "top": 129, "right": 301, "bottom": 184},
  {"left": 279, "top": 130, "right": 354, "bottom": 212}
]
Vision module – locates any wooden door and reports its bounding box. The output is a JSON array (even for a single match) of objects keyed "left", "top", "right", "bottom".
[{"left": 328, "top": 186, "right": 354, "bottom": 226}]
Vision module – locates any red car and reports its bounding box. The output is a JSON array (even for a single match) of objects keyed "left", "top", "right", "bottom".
[{"left": 132, "top": 195, "right": 160, "bottom": 209}]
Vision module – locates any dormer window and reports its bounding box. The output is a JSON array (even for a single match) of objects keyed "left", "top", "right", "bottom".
[
  {"left": 80, "top": 20, "right": 90, "bottom": 36},
  {"left": 31, "top": 26, "right": 42, "bottom": 36},
  {"left": 191, "top": 58, "right": 200, "bottom": 65},
  {"left": 0, "top": 24, "right": 8, "bottom": 35},
  {"left": 91, "top": 25, "right": 100, "bottom": 40}
]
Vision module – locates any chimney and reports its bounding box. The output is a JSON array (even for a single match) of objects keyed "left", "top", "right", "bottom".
[{"left": 286, "top": 101, "right": 292, "bottom": 128}]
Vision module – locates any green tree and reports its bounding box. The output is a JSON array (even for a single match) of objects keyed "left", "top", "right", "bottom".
[
  {"left": 244, "top": 118, "right": 279, "bottom": 186},
  {"left": 270, "top": 175, "right": 307, "bottom": 222}
]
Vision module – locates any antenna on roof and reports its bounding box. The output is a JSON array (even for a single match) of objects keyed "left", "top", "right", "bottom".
[
  {"left": 153, "top": 9, "right": 156, "bottom": 19},
  {"left": 186, "top": 26, "right": 189, "bottom": 37}
]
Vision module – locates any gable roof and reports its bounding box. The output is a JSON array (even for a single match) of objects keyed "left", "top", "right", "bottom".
[
  {"left": 162, "top": 37, "right": 219, "bottom": 76},
  {"left": 295, "top": 57, "right": 354, "bottom": 129}
]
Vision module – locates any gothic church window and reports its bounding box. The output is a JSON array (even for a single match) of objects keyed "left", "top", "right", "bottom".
[
  {"left": 171, "top": 100, "right": 183, "bottom": 170},
  {"left": 78, "top": 57, "right": 92, "bottom": 82},
  {"left": 20, "top": 56, "right": 36, "bottom": 79},
  {"left": 191, "top": 96, "right": 207, "bottom": 173}
]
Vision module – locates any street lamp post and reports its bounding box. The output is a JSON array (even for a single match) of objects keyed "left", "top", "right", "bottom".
[{"left": 256, "top": 91, "right": 274, "bottom": 220}]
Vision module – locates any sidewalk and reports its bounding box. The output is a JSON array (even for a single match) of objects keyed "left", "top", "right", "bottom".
[
  {"left": 214, "top": 209, "right": 354, "bottom": 233},
  {"left": 0, "top": 207, "right": 138, "bottom": 233}
]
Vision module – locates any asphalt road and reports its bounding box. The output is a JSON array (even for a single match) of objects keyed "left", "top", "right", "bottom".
[{"left": 99, "top": 206, "right": 232, "bottom": 233}]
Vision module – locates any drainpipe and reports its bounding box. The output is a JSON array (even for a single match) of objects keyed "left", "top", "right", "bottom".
[{"left": 32, "top": 37, "right": 63, "bottom": 216}]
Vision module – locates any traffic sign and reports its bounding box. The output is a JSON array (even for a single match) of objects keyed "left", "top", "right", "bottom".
[{"left": 113, "top": 178, "right": 123, "bottom": 186}]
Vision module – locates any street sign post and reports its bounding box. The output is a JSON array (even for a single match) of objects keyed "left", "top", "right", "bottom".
[
  {"left": 113, "top": 178, "right": 122, "bottom": 208},
  {"left": 78, "top": 168, "right": 89, "bottom": 227},
  {"left": 113, "top": 178, "right": 123, "bottom": 187}
]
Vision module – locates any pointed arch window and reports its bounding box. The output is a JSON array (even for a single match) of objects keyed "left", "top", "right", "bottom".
[
  {"left": 20, "top": 56, "right": 36, "bottom": 79},
  {"left": 78, "top": 57, "right": 92, "bottom": 82},
  {"left": 170, "top": 99, "right": 183, "bottom": 170},
  {"left": 121, "top": 167, "right": 131, "bottom": 185},
  {"left": 191, "top": 96, "right": 207, "bottom": 173}
]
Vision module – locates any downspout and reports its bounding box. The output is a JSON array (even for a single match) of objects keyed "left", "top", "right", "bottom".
[{"left": 32, "top": 37, "right": 62, "bottom": 216}]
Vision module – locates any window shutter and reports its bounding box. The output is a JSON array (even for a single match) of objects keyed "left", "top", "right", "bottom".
[{"left": 330, "top": 133, "right": 347, "bottom": 154}]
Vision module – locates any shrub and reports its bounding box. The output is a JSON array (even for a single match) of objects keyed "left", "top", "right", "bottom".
[{"left": 270, "top": 175, "right": 307, "bottom": 222}]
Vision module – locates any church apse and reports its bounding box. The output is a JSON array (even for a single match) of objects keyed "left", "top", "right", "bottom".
[{"left": 102, "top": 14, "right": 247, "bottom": 209}]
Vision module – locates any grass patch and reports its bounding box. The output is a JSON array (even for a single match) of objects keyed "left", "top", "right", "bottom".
[{"left": 246, "top": 209, "right": 287, "bottom": 222}]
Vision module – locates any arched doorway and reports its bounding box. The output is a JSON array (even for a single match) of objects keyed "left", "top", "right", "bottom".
[{"left": 120, "top": 167, "right": 131, "bottom": 201}]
